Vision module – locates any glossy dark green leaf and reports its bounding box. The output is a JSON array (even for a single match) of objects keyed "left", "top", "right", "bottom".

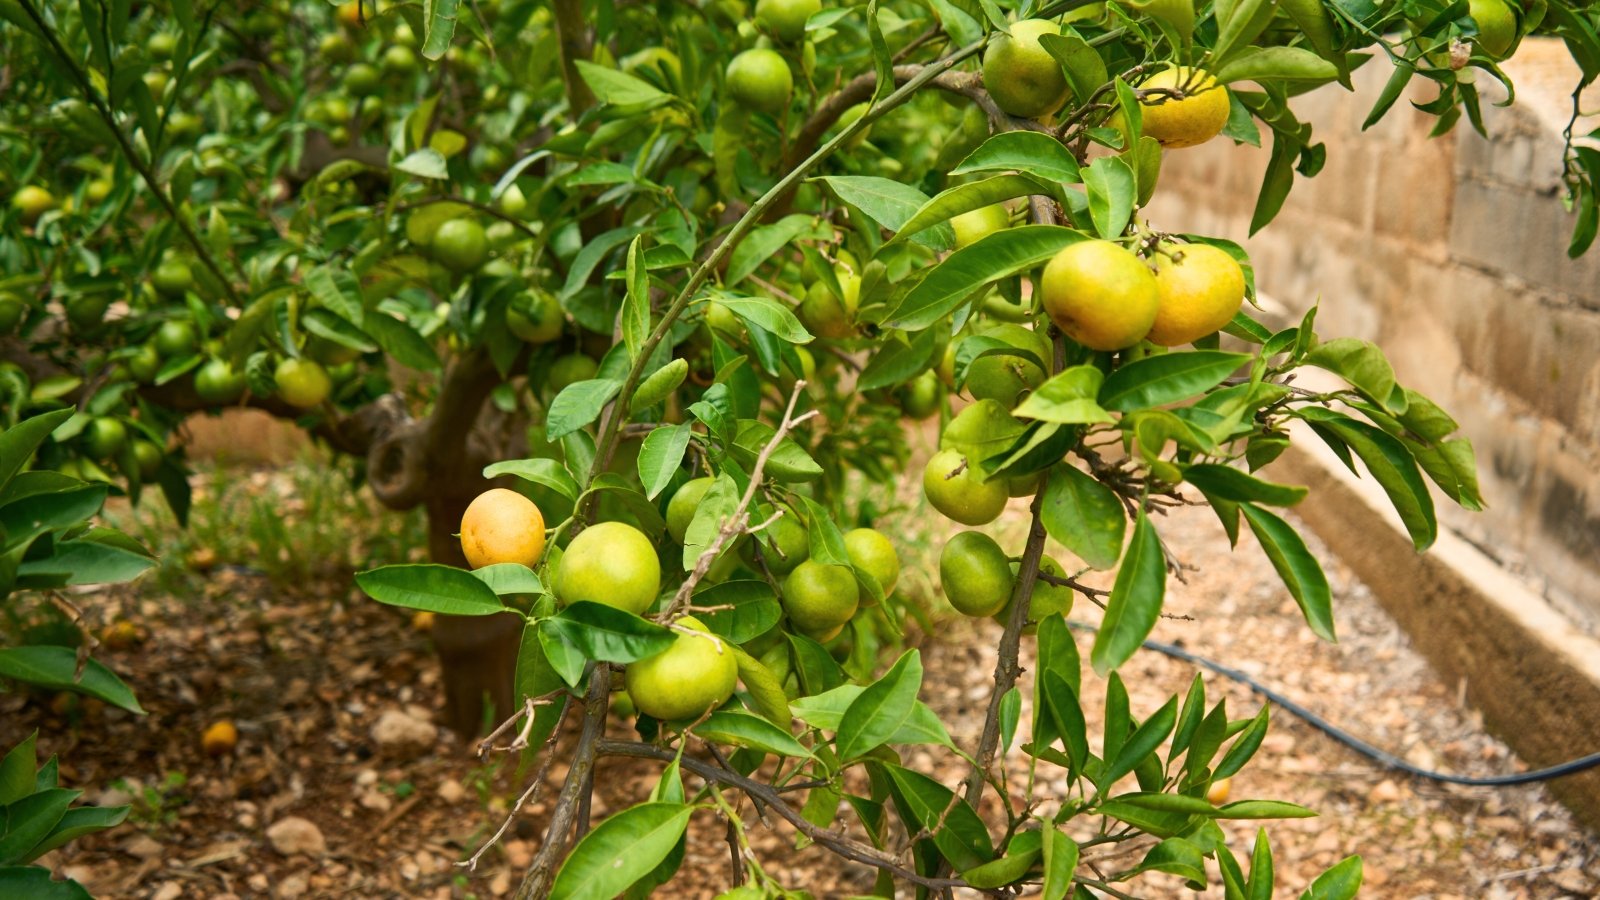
[
  {"left": 574, "top": 60, "right": 668, "bottom": 106},
  {"left": 0, "top": 788, "right": 78, "bottom": 865},
  {"left": 0, "top": 410, "right": 74, "bottom": 493},
  {"left": 1083, "top": 155, "right": 1137, "bottom": 240},
  {"left": 25, "top": 805, "right": 129, "bottom": 859},
  {"left": 1216, "top": 799, "right": 1317, "bottom": 819},
  {"left": 696, "top": 709, "right": 811, "bottom": 758},
  {"left": 545, "top": 602, "right": 675, "bottom": 663},
  {"left": 895, "top": 174, "right": 1046, "bottom": 243},
  {"left": 547, "top": 378, "right": 624, "bottom": 440},
  {"left": 1302, "top": 337, "right": 1403, "bottom": 413},
  {"left": 1301, "top": 855, "right": 1363, "bottom": 900},
  {"left": 549, "top": 802, "right": 691, "bottom": 900},
  {"left": 1183, "top": 464, "right": 1307, "bottom": 507},
  {"left": 357, "top": 564, "right": 504, "bottom": 616},
  {"left": 815, "top": 176, "right": 951, "bottom": 250},
  {"left": 1041, "top": 464, "right": 1126, "bottom": 570},
  {"left": 717, "top": 295, "right": 814, "bottom": 343},
  {"left": 0, "top": 648, "right": 140, "bottom": 714},
  {"left": 856, "top": 329, "right": 937, "bottom": 391},
  {"left": 0, "top": 866, "right": 92, "bottom": 899},
  {"left": 883, "top": 764, "right": 994, "bottom": 871},
  {"left": 695, "top": 580, "right": 781, "bottom": 644},
  {"left": 470, "top": 563, "right": 544, "bottom": 596},
  {"left": 1097, "top": 696, "right": 1178, "bottom": 796},
  {"left": 484, "top": 457, "right": 581, "bottom": 502},
  {"left": 837, "top": 649, "right": 922, "bottom": 760},
  {"left": 1014, "top": 366, "right": 1113, "bottom": 425},
  {"left": 637, "top": 424, "right": 692, "bottom": 500},
  {"left": 1040, "top": 819, "right": 1078, "bottom": 900},
  {"left": 1098, "top": 351, "right": 1250, "bottom": 412},
  {"left": 0, "top": 733, "right": 37, "bottom": 806},
  {"left": 887, "top": 226, "right": 1087, "bottom": 330},
  {"left": 363, "top": 312, "right": 442, "bottom": 372},
  {"left": 1298, "top": 408, "right": 1437, "bottom": 550},
  {"left": 1090, "top": 510, "right": 1166, "bottom": 675},
  {"left": 786, "top": 632, "right": 846, "bottom": 694},
  {"left": 961, "top": 829, "right": 1041, "bottom": 889},
  {"left": 1239, "top": 503, "right": 1334, "bottom": 641},
  {"left": 1214, "top": 704, "right": 1271, "bottom": 779},
  {"left": 725, "top": 215, "right": 820, "bottom": 286},
  {"left": 951, "top": 131, "right": 1082, "bottom": 184}
]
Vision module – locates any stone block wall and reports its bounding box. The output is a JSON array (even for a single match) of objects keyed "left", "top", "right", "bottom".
[{"left": 1145, "top": 39, "right": 1600, "bottom": 629}]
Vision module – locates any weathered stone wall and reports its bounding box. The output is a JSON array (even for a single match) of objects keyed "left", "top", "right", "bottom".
[{"left": 1146, "top": 39, "right": 1600, "bottom": 630}]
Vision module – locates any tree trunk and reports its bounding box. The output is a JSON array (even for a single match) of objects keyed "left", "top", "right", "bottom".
[{"left": 427, "top": 490, "right": 524, "bottom": 737}]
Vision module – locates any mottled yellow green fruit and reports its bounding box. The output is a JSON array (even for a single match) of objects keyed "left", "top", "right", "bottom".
[
  {"left": 844, "top": 528, "right": 899, "bottom": 606},
  {"left": 940, "top": 531, "right": 1013, "bottom": 617},
  {"left": 951, "top": 203, "right": 1009, "bottom": 249},
  {"left": 546, "top": 353, "right": 599, "bottom": 394},
  {"left": 756, "top": 0, "right": 819, "bottom": 42},
  {"left": 897, "top": 370, "right": 941, "bottom": 419},
  {"left": 626, "top": 616, "right": 738, "bottom": 720},
  {"left": 799, "top": 271, "right": 860, "bottom": 340},
  {"left": 12, "top": 186, "right": 56, "bottom": 224},
  {"left": 1146, "top": 242, "right": 1246, "bottom": 347},
  {"left": 556, "top": 521, "right": 661, "bottom": 614},
  {"left": 963, "top": 323, "right": 1050, "bottom": 406},
  {"left": 1041, "top": 240, "right": 1159, "bottom": 351},
  {"left": 275, "top": 358, "right": 332, "bottom": 408},
  {"left": 431, "top": 218, "right": 488, "bottom": 273},
  {"left": 993, "top": 555, "right": 1074, "bottom": 632},
  {"left": 756, "top": 512, "right": 809, "bottom": 575},
  {"left": 666, "top": 477, "right": 713, "bottom": 544},
  {"left": 1136, "top": 68, "right": 1230, "bottom": 149},
  {"left": 460, "top": 488, "right": 547, "bottom": 569},
  {"left": 1470, "top": 0, "right": 1517, "bottom": 59},
  {"left": 1007, "top": 470, "right": 1045, "bottom": 498},
  {"left": 782, "top": 560, "right": 859, "bottom": 640},
  {"left": 507, "top": 289, "right": 564, "bottom": 343},
  {"left": 726, "top": 48, "right": 793, "bottom": 116},
  {"left": 982, "top": 19, "right": 1070, "bottom": 118},
  {"left": 923, "top": 448, "right": 1008, "bottom": 526}
]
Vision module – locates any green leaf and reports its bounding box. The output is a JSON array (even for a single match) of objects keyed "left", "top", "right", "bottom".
[
  {"left": 514, "top": 622, "right": 569, "bottom": 750},
  {"left": 17, "top": 539, "right": 153, "bottom": 586},
  {"left": 0, "top": 733, "right": 37, "bottom": 806},
  {"left": 622, "top": 237, "right": 650, "bottom": 362},
  {"left": 1099, "top": 351, "right": 1249, "bottom": 412},
  {"left": 0, "top": 410, "right": 74, "bottom": 493},
  {"left": 1183, "top": 464, "right": 1308, "bottom": 507},
  {"left": 961, "top": 830, "right": 1042, "bottom": 889},
  {"left": 1090, "top": 510, "right": 1166, "bottom": 675},
  {"left": 632, "top": 359, "right": 690, "bottom": 412},
  {"left": 998, "top": 687, "right": 1021, "bottom": 756},
  {"left": 814, "top": 176, "right": 951, "bottom": 250},
  {"left": 394, "top": 149, "right": 449, "bottom": 180},
  {"left": 1119, "top": 0, "right": 1195, "bottom": 46},
  {"left": 1301, "top": 855, "right": 1363, "bottom": 900},
  {"left": 856, "top": 329, "right": 936, "bottom": 391},
  {"left": 786, "top": 632, "right": 846, "bottom": 694},
  {"left": 1014, "top": 366, "right": 1113, "bottom": 425},
  {"left": 1040, "top": 669, "right": 1089, "bottom": 770},
  {"left": 715, "top": 295, "right": 814, "bottom": 343},
  {"left": 1039, "top": 31, "right": 1108, "bottom": 107},
  {"left": 684, "top": 475, "right": 740, "bottom": 570},
  {"left": 1215, "top": 704, "right": 1271, "bottom": 779},
  {"left": 0, "top": 788, "right": 77, "bottom": 864},
  {"left": 0, "top": 484, "right": 108, "bottom": 545},
  {"left": 883, "top": 765, "right": 994, "bottom": 871},
  {"left": 731, "top": 646, "right": 791, "bottom": 726},
  {"left": 1216, "top": 799, "right": 1318, "bottom": 819},
  {"left": 546, "top": 379, "right": 624, "bottom": 440},
  {"left": 694, "top": 580, "right": 781, "bottom": 644},
  {"left": 1040, "top": 820, "right": 1078, "bottom": 900},
  {"left": 731, "top": 420, "right": 822, "bottom": 482},
  {"left": 550, "top": 803, "right": 692, "bottom": 900},
  {"left": 1299, "top": 408, "right": 1437, "bottom": 550},
  {"left": 725, "top": 215, "right": 821, "bottom": 286},
  {"left": 1129, "top": 837, "right": 1208, "bottom": 885},
  {"left": 469, "top": 563, "right": 543, "bottom": 596},
  {"left": 356, "top": 564, "right": 505, "bottom": 616},
  {"left": 420, "top": 0, "right": 459, "bottom": 60},
  {"left": 485, "top": 457, "right": 581, "bottom": 502},
  {"left": 837, "top": 649, "right": 922, "bottom": 760},
  {"left": 0, "top": 866, "right": 91, "bottom": 899},
  {"left": 894, "top": 174, "right": 1048, "bottom": 243},
  {"left": 887, "top": 226, "right": 1087, "bottom": 330},
  {"left": 637, "top": 424, "right": 692, "bottom": 501},
  {"left": 1212, "top": 0, "right": 1278, "bottom": 63},
  {"left": 1084, "top": 155, "right": 1137, "bottom": 240},
  {"left": 1302, "top": 338, "right": 1404, "bottom": 413},
  {"left": 25, "top": 805, "right": 129, "bottom": 859},
  {"left": 574, "top": 60, "right": 669, "bottom": 107},
  {"left": 951, "top": 131, "right": 1081, "bottom": 184},
  {"left": 1041, "top": 464, "right": 1125, "bottom": 570},
  {"left": 1250, "top": 132, "right": 1298, "bottom": 235},
  {"left": 1097, "top": 695, "right": 1178, "bottom": 795},
  {"left": 301, "top": 308, "right": 377, "bottom": 353},
  {"left": 1217, "top": 46, "right": 1340, "bottom": 86},
  {"left": 1238, "top": 503, "right": 1334, "bottom": 640},
  {"left": 545, "top": 602, "right": 675, "bottom": 663},
  {"left": 0, "top": 648, "right": 139, "bottom": 713},
  {"left": 363, "top": 312, "right": 442, "bottom": 372},
  {"left": 696, "top": 709, "right": 812, "bottom": 757}
]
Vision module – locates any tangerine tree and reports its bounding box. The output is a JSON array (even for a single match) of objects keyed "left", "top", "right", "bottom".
[{"left": 2, "top": 0, "right": 1599, "bottom": 897}]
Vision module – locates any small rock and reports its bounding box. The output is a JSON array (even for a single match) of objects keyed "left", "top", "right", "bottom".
[
  {"left": 123, "top": 834, "right": 164, "bottom": 859},
  {"left": 359, "top": 790, "right": 393, "bottom": 812},
  {"left": 355, "top": 769, "right": 379, "bottom": 787},
  {"left": 504, "top": 840, "right": 533, "bottom": 869},
  {"left": 437, "top": 778, "right": 466, "bottom": 803},
  {"left": 247, "top": 873, "right": 270, "bottom": 892},
  {"left": 371, "top": 709, "right": 438, "bottom": 756},
  {"left": 93, "top": 785, "right": 135, "bottom": 808},
  {"left": 266, "top": 816, "right": 327, "bottom": 857},
  {"left": 275, "top": 873, "right": 309, "bottom": 898},
  {"left": 1368, "top": 779, "right": 1401, "bottom": 804},
  {"left": 490, "top": 870, "right": 512, "bottom": 896},
  {"left": 151, "top": 884, "right": 183, "bottom": 900}
]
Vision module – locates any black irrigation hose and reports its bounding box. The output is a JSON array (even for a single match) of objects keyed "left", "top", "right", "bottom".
[{"left": 1065, "top": 621, "right": 1600, "bottom": 787}]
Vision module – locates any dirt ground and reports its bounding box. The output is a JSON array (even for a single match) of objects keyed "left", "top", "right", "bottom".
[{"left": 4, "top": 457, "right": 1599, "bottom": 899}]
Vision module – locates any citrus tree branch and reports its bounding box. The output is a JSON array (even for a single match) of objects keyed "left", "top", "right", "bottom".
[
  {"left": 515, "top": 665, "right": 612, "bottom": 900},
  {"left": 552, "top": 0, "right": 595, "bottom": 117},
  {"left": 15, "top": 0, "right": 244, "bottom": 304}
]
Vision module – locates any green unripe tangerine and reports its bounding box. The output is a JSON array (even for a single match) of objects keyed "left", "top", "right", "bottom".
[
  {"left": 194, "top": 358, "right": 248, "bottom": 404},
  {"left": 982, "top": 19, "right": 1070, "bottom": 118},
  {"left": 993, "top": 555, "right": 1075, "bottom": 632},
  {"left": 431, "top": 218, "right": 489, "bottom": 273},
  {"left": 844, "top": 528, "right": 899, "bottom": 607},
  {"left": 922, "top": 448, "right": 1008, "bottom": 526},
  {"left": 153, "top": 320, "right": 199, "bottom": 358},
  {"left": 83, "top": 418, "right": 128, "bottom": 460},
  {"left": 782, "top": 560, "right": 859, "bottom": 640},
  {"left": 755, "top": 0, "right": 821, "bottom": 42},
  {"left": 940, "top": 531, "right": 1014, "bottom": 617},
  {"left": 666, "top": 477, "right": 714, "bottom": 544},
  {"left": 725, "top": 48, "right": 794, "bottom": 116},
  {"left": 625, "top": 615, "right": 738, "bottom": 721},
  {"left": 275, "top": 357, "right": 333, "bottom": 409},
  {"left": 507, "top": 289, "right": 564, "bottom": 344},
  {"left": 555, "top": 521, "right": 662, "bottom": 615}
]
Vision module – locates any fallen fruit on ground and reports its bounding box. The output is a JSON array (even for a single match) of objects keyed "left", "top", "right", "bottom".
[{"left": 202, "top": 720, "right": 239, "bottom": 756}]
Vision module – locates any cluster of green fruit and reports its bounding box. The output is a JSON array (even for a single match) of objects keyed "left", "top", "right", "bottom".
[{"left": 457, "top": 473, "right": 901, "bottom": 721}]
